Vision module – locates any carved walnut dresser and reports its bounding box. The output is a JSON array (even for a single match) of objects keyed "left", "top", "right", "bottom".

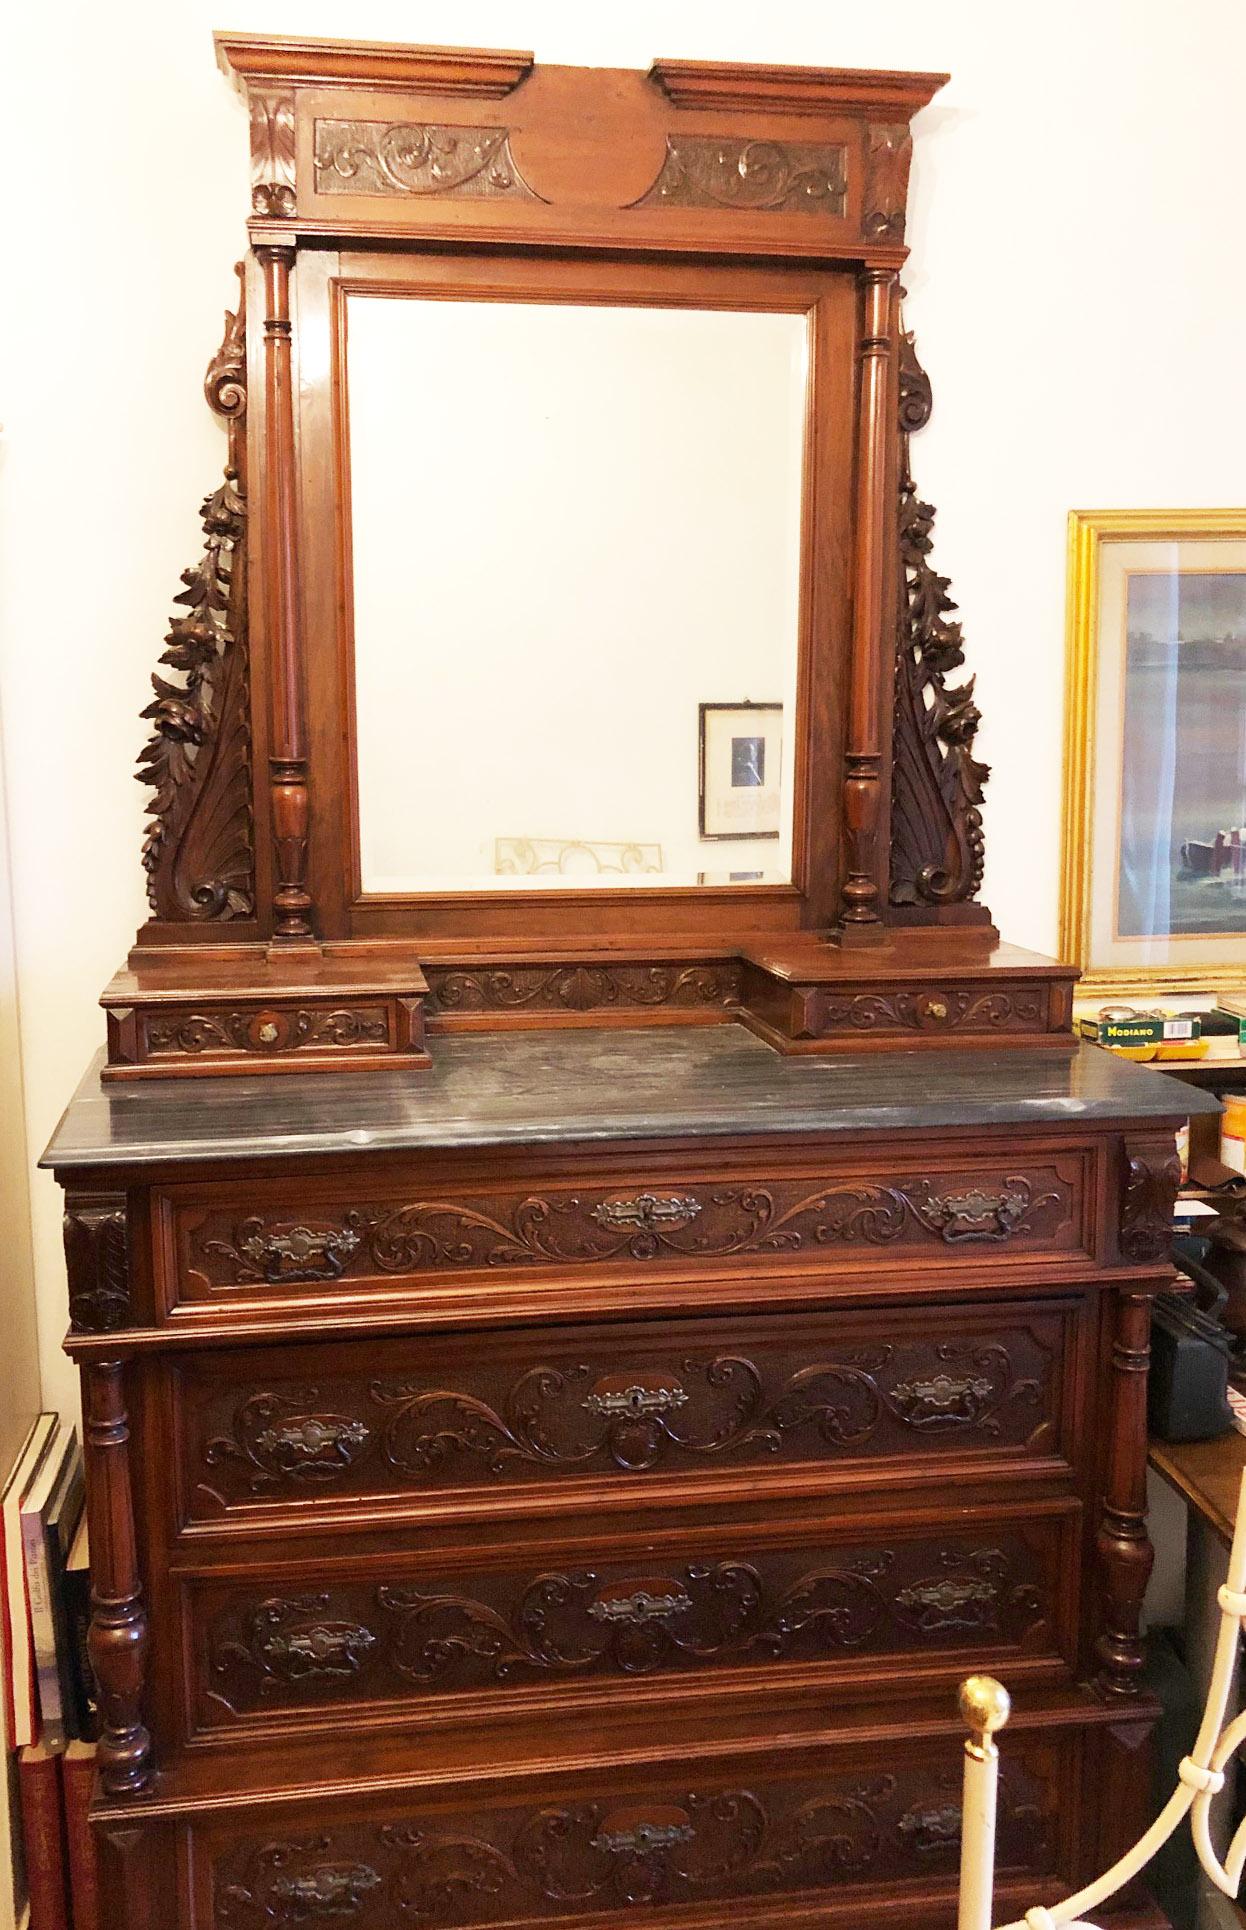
[{"left": 42, "top": 33, "right": 1214, "bottom": 1930}]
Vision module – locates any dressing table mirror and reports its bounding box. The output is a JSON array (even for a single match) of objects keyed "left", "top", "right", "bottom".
[
  {"left": 94, "top": 34, "right": 1080, "bottom": 1078},
  {"left": 45, "top": 36, "right": 1208, "bottom": 1930}
]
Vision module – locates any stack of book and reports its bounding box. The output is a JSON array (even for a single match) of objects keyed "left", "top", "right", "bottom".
[{"left": 2, "top": 1415, "right": 98, "bottom": 1930}]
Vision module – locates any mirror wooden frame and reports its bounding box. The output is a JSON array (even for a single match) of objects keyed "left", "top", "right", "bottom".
[{"left": 103, "top": 34, "right": 1076, "bottom": 1078}]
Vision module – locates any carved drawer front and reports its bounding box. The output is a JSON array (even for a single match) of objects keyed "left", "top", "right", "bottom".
[
  {"left": 199, "top": 1726, "right": 1067, "bottom": 1928},
  {"left": 176, "top": 1301, "right": 1077, "bottom": 1532},
  {"left": 187, "top": 1499, "right": 1078, "bottom": 1741},
  {"left": 158, "top": 1147, "right": 1091, "bottom": 1314}
]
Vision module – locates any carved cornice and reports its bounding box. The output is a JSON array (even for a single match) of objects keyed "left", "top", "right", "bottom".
[
  {"left": 889, "top": 313, "right": 990, "bottom": 910},
  {"left": 649, "top": 58, "right": 947, "bottom": 119},
  {"left": 64, "top": 1192, "right": 130, "bottom": 1335},
  {"left": 136, "top": 274, "right": 254, "bottom": 924},
  {"left": 215, "top": 32, "right": 534, "bottom": 99}
]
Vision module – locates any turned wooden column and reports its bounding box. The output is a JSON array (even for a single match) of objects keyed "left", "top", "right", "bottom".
[
  {"left": 259, "top": 243, "right": 314, "bottom": 941},
  {"left": 84, "top": 1360, "right": 152, "bottom": 1792},
  {"left": 839, "top": 268, "right": 898, "bottom": 937},
  {"left": 1095, "top": 1287, "right": 1155, "bottom": 1696},
  {"left": 1095, "top": 1129, "right": 1181, "bottom": 1696}
]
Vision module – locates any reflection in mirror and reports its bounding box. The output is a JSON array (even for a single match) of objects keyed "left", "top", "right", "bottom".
[{"left": 348, "top": 293, "right": 808, "bottom": 892}]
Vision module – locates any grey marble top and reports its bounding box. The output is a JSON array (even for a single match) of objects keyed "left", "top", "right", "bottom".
[{"left": 41, "top": 1030, "right": 1218, "bottom": 1172}]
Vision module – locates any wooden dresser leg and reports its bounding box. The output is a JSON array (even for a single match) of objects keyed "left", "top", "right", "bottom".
[
  {"left": 1096, "top": 1286, "right": 1156, "bottom": 1697},
  {"left": 84, "top": 1359, "right": 152, "bottom": 1792}
]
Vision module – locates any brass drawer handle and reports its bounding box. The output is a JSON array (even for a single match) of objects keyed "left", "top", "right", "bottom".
[
  {"left": 591, "top": 1821, "right": 695, "bottom": 1856},
  {"left": 581, "top": 1382, "right": 689, "bottom": 1420},
  {"left": 590, "top": 1193, "right": 702, "bottom": 1232},
  {"left": 587, "top": 1588, "right": 693, "bottom": 1627},
  {"left": 232, "top": 1220, "right": 362, "bottom": 1283}
]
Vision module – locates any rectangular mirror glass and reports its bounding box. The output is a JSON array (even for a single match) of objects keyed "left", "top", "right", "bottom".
[{"left": 347, "top": 291, "right": 808, "bottom": 893}]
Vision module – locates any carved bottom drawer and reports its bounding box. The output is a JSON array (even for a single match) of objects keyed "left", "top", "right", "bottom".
[
  {"left": 178, "top": 1496, "right": 1080, "bottom": 1746},
  {"left": 191, "top": 1722, "right": 1075, "bottom": 1930}
]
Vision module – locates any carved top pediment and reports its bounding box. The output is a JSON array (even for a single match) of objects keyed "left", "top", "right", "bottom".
[
  {"left": 214, "top": 33, "right": 535, "bottom": 100},
  {"left": 648, "top": 58, "right": 948, "bottom": 119}
]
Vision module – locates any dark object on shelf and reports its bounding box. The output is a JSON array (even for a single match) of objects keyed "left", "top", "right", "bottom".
[{"left": 1149, "top": 1242, "right": 1234, "bottom": 1442}]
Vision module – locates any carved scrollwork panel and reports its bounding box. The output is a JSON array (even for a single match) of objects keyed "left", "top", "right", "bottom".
[
  {"left": 636, "top": 136, "right": 847, "bottom": 214},
  {"left": 211, "top": 1751, "right": 1053, "bottom": 1924},
  {"left": 314, "top": 120, "right": 539, "bottom": 199},
  {"left": 183, "top": 1163, "right": 1074, "bottom": 1292},
  {"left": 195, "top": 1325, "right": 1056, "bottom": 1509},
  {"left": 424, "top": 962, "right": 743, "bottom": 1015},
  {"left": 202, "top": 1533, "right": 1052, "bottom": 1719},
  {"left": 815, "top": 986, "right": 1046, "bottom": 1036},
  {"left": 143, "top": 1005, "right": 388, "bottom": 1059}
]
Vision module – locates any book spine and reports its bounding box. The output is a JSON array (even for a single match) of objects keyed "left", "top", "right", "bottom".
[
  {"left": 21, "top": 1510, "right": 63, "bottom": 1749},
  {"left": 62, "top": 1748, "right": 100, "bottom": 1930},
  {"left": 18, "top": 1748, "right": 69, "bottom": 1930},
  {"left": 63, "top": 1566, "right": 97, "bottom": 1744}
]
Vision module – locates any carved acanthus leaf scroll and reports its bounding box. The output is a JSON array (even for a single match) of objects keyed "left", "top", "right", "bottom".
[
  {"left": 889, "top": 316, "right": 989, "bottom": 909},
  {"left": 637, "top": 136, "right": 847, "bottom": 214},
  {"left": 314, "top": 120, "right": 538, "bottom": 200},
  {"left": 137, "top": 264, "right": 254, "bottom": 922}
]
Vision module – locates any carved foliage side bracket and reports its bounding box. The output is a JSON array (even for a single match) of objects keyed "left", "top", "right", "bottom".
[
  {"left": 136, "top": 264, "right": 255, "bottom": 923},
  {"left": 889, "top": 315, "right": 990, "bottom": 910}
]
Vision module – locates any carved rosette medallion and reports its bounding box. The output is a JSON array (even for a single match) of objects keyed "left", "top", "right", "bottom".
[
  {"left": 314, "top": 120, "right": 538, "bottom": 199},
  {"left": 890, "top": 317, "right": 989, "bottom": 909},
  {"left": 636, "top": 136, "right": 847, "bottom": 214}
]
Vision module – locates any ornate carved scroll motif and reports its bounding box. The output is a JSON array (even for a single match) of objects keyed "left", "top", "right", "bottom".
[
  {"left": 1119, "top": 1135, "right": 1182, "bottom": 1263},
  {"left": 861, "top": 123, "right": 912, "bottom": 239},
  {"left": 205, "top": 1539, "right": 1049, "bottom": 1713},
  {"left": 212, "top": 1759, "right": 1050, "bottom": 1925},
  {"left": 249, "top": 92, "right": 296, "bottom": 216},
  {"left": 425, "top": 962, "right": 743, "bottom": 1015},
  {"left": 889, "top": 315, "right": 990, "bottom": 909},
  {"left": 190, "top": 1167, "right": 1070, "bottom": 1290},
  {"left": 636, "top": 136, "right": 847, "bottom": 214},
  {"left": 63, "top": 1191, "right": 130, "bottom": 1334},
  {"left": 314, "top": 120, "right": 539, "bottom": 200},
  {"left": 137, "top": 264, "right": 254, "bottom": 922}
]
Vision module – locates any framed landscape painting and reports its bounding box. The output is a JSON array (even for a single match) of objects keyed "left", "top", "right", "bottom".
[{"left": 1061, "top": 509, "right": 1246, "bottom": 997}]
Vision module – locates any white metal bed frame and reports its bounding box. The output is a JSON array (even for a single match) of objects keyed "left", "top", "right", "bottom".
[{"left": 957, "top": 1470, "right": 1246, "bottom": 1930}]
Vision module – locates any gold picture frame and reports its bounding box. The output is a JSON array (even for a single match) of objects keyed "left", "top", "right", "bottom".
[{"left": 1060, "top": 507, "right": 1246, "bottom": 999}]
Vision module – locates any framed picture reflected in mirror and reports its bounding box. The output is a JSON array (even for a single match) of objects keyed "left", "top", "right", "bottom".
[{"left": 699, "top": 702, "right": 783, "bottom": 841}]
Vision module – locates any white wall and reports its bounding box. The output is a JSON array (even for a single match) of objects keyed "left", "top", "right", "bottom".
[{"left": 2, "top": 0, "right": 1244, "bottom": 1422}]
